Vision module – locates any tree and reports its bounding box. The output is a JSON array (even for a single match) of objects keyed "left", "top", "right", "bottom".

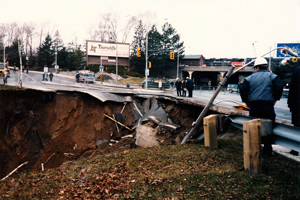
[
  {"left": 130, "top": 21, "right": 185, "bottom": 77},
  {"left": 68, "top": 45, "right": 85, "bottom": 71},
  {"left": 37, "top": 34, "right": 54, "bottom": 68}
]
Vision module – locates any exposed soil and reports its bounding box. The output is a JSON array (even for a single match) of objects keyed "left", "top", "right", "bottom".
[{"left": 0, "top": 90, "right": 240, "bottom": 179}]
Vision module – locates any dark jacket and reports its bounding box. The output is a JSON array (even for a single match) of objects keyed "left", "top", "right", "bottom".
[
  {"left": 288, "top": 66, "right": 300, "bottom": 125},
  {"left": 182, "top": 80, "right": 187, "bottom": 89},
  {"left": 186, "top": 79, "right": 194, "bottom": 89},
  {"left": 239, "top": 69, "right": 283, "bottom": 103},
  {"left": 175, "top": 80, "right": 182, "bottom": 89}
]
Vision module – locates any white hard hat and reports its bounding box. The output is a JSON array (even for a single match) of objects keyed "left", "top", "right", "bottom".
[
  {"left": 186, "top": 77, "right": 189, "bottom": 79},
  {"left": 254, "top": 57, "right": 268, "bottom": 67}
]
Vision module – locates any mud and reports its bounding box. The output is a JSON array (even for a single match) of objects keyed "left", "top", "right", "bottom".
[{"left": 0, "top": 90, "right": 239, "bottom": 179}]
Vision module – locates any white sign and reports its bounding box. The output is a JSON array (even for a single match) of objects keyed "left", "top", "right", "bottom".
[
  {"left": 44, "top": 67, "right": 48, "bottom": 72},
  {"left": 87, "top": 41, "right": 130, "bottom": 58},
  {"left": 146, "top": 69, "right": 149, "bottom": 76}
]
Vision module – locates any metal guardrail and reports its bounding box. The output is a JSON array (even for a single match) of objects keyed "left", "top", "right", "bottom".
[{"left": 227, "top": 115, "right": 300, "bottom": 152}]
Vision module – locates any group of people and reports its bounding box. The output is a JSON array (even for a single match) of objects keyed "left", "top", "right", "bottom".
[
  {"left": 42, "top": 72, "right": 54, "bottom": 81},
  {"left": 239, "top": 57, "right": 299, "bottom": 157},
  {"left": 174, "top": 77, "right": 194, "bottom": 97}
]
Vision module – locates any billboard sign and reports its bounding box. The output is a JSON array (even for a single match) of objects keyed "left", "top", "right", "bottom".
[
  {"left": 231, "top": 62, "right": 245, "bottom": 67},
  {"left": 276, "top": 43, "right": 300, "bottom": 57},
  {"left": 86, "top": 40, "right": 130, "bottom": 58}
]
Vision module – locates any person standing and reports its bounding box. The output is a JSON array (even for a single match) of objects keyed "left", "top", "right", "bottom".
[
  {"left": 182, "top": 79, "right": 187, "bottom": 97},
  {"left": 3, "top": 69, "right": 7, "bottom": 84},
  {"left": 175, "top": 78, "right": 182, "bottom": 96},
  {"left": 239, "top": 57, "right": 284, "bottom": 157},
  {"left": 186, "top": 77, "right": 194, "bottom": 97},
  {"left": 49, "top": 72, "right": 54, "bottom": 82},
  {"left": 287, "top": 65, "right": 300, "bottom": 155}
]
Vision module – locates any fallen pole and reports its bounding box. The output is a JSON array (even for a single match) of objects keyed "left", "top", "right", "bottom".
[
  {"left": 104, "top": 114, "right": 133, "bottom": 131},
  {"left": 1, "top": 161, "right": 28, "bottom": 181}
]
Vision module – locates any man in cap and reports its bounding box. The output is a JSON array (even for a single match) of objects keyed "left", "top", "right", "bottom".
[{"left": 239, "top": 57, "right": 284, "bottom": 157}]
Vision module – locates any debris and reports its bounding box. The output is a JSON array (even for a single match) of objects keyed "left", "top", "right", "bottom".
[
  {"left": 112, "top": 114, "right": 120, "bottom": 132},
  {"left": 44, "top": 153, "right": 56, "bottom": 164},
  {"left": 1, "top": 161, "right": 28, "bottom": 181},
  {"left": 104, "top": 114, "right": 133, "bottom": 131},
  {"left": 135, "top": 123, "right": 159, "bottom": 148},
  {"left": 120, "top": 102, "right": 127, "bottom": 114},
  {"left": 130, "top": 102, "right": 144, "bottom": 120},
  {"left": 63, "top": 153, "right": 75, "bottom": 157}
]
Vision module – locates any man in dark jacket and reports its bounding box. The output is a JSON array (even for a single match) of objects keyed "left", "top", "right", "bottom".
[
  {"left": 186, "top": 77, "right": 194, "bottom": 97},
  {"left": 239, "top": 57, "right": 284, "bottom": 157},
  {"left": 175, "top": 78, "right": 182, "bottom": 96},
  {"left": 287, "top": 65, "right": 300, "bottom": 155}
]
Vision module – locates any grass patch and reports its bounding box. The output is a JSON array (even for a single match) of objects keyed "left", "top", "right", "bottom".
[
  {"left": 118, "top": 77, "right": 144, "bottom": 86},
  {"left": 1, "top": 139, "right": 299, "bottom": 199},
  {"left": 0, "top": 85, "right": 20, "bottom": 90}
]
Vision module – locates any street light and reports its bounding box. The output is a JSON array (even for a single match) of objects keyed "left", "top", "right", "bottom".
[{"left": 181, "top": 47, "right": 298, "bottom": 144}]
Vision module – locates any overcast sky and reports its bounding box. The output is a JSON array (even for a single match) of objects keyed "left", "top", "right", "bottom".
[{"left": 2, "top": 0, "right": 300, "bottom": 58}]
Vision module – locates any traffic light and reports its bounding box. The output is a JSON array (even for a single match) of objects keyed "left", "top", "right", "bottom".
[
  {"left": 292, "top": 57, "right": 298, "bottom": 62},
  {"left": 170, "top": 51, "right": 175, "bottom": 60},
  {"left": 137, "top": 48, "right": 141, "bottom": 57},
  {"left": 148, "top": 61, "right": 151, "bottom": 68},
  {"left": 100, "top": 74, "right": 103, "bottom": 82}
]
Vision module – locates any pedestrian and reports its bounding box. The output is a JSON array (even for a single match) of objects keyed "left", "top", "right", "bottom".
[
  {"left": 182, "top": 79, "right": 187, "bottom": 97},
  {"left": 43, "top": 72, "right": 48, "bottom": 81},
  {"left": 175, "top": 78, "right": 182, "bottom": 96},
  {"left": 159, "top": 79, "right": 162, "bottom": 90},
  {"left": 3, "top": 69, "right": 7, "bottom": 84},
  {"left": 76, "top": 72, "right": 80, "bottom": 83},
  {"left": 239, "top": 57, "right": 284, "bottom": 157},
  {"left": 186, "top": 77, "right": 194, "bottom": 97},
  {"left": 287, "top": 65, "right": 300, "bottom": 155},
  {"left": 49, "top": 72, "right": 54, "bottom": 82},
  {"left": 170, "top": 80, "right": 174, "bottom": 89}
]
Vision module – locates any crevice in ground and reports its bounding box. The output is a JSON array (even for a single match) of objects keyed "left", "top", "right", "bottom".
[{"left": 0, "top": 89, "right": 241, "bottom": 179}]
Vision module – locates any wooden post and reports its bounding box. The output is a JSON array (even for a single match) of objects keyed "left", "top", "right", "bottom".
[
  {"left": 204, "top": 115, "right": 218, "bottom": 148},
  {"left": 243, "top": 119, "right": 262, "bottom": 175}
]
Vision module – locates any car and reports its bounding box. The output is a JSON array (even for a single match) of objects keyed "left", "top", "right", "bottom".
[{"left": 227, "top": 84, "right": 239, "bottom": 93}]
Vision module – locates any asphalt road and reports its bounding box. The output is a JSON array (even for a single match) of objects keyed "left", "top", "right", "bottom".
[{"left": 170, "top": 88, "right": 291, "bottom": 122}]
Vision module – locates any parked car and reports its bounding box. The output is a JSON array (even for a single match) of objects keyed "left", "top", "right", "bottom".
[{"left": 227, "top": 84, "right": 239, "bottom": 93}]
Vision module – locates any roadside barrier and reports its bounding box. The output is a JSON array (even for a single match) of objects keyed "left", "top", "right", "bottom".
[{"left": 203, "top": 114, "right": 300, "bottom": 175}]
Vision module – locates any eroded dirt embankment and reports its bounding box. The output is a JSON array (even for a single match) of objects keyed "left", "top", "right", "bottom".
[{"left": 0, "top": 90, "right": 219, "bottom": 179}]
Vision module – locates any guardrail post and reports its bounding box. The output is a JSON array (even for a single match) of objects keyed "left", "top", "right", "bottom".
[
  {"left": 204, "top": 115, "right": 218, "bottom": 148},
  {"left": 243, "top": 119, "right": 262, "bottom": 175}
]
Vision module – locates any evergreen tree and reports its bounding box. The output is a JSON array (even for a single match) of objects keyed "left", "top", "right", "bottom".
[
  {"left": 130, "top": 20, "right": 146, "bottom": 75},
  {"left": 37, "top": 34, "right": 55, "bottom": 68},
  {"left": 68, "top": 46, "right": 85, "bottom": 71}
]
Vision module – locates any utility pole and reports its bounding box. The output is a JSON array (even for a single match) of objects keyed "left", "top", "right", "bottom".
[
  {"left": 18, "top": 40, "right": 23, "bottom": 88},
  {"left": 145, "top": 33, "right": 148, "bottom": 90}
]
